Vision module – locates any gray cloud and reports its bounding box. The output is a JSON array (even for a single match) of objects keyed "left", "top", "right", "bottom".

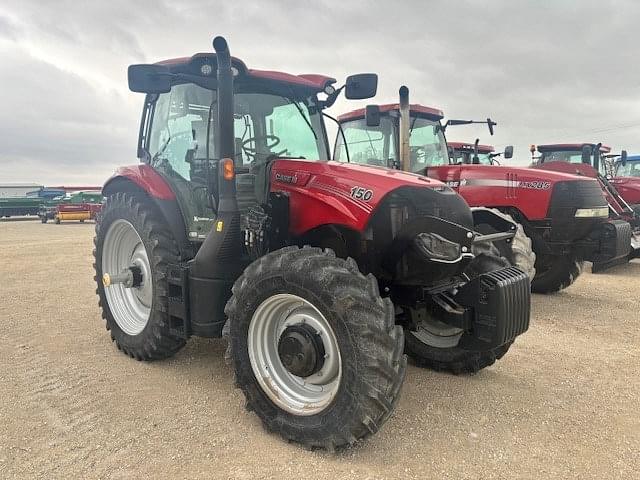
[{"left": 0, "top": 0, "right": 639, "bottom": 184}]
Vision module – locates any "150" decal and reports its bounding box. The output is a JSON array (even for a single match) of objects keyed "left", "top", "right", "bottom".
[{"left": 350, "top": 186, "right": 374, "bottom": 201}]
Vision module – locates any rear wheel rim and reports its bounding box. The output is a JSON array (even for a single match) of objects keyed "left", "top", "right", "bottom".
[
  {"left": 247, "top": 294, "right": 342, "bottom": 416},
  {"left": 102, "top": 219, "right": 151, "bottom": 336}
]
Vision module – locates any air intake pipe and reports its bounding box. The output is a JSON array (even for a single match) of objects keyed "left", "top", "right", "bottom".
[{"left": 399, "top": 86, "right": 410, "bottom": 172}]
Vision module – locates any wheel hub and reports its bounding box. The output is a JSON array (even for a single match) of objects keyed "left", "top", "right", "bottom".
[
  {"left": 247, "top": 294, "right": 342, "bottom": 416},
  {"left": 278, "top": 324, "right": 325, "bottom": 377}
]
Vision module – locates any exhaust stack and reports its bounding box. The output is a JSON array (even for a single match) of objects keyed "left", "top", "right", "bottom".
[
  {"left": 212, "top": 36, "right": 237, "bottom": 212},
  {"left": 399, "top": 86, "right": 410, "bottom": 172},
  {"left": 189, "top": 36, "right": 242, "bottom": 336}
]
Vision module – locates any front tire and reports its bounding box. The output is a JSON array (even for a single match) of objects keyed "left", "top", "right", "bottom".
[
  {"left": 531, "top": 254, "right": 583, "bottom": 294},
  {"left": 474, "top": 209, "right": 536, "bottom": 280},
  {"left": 94, "top": 192, "right": 185, "bottom": 360},
  {"left": 225, "top": 246, "right": 406, "bottom": 449},
  {"left": 404, "top": 247, "right": 514, "bottom": 374}
]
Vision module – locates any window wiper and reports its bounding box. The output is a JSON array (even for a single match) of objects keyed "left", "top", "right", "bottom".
[
  {"left": 282, "top": 94, "right": 317, "bottom": 141},
  {"left": 409, "top": 115, "right": 418, "bottom": 134}
]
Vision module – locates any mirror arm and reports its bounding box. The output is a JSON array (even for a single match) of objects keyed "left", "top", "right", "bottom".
[{"left": 323, "top": 85, "right": 344, "bottom": 109}]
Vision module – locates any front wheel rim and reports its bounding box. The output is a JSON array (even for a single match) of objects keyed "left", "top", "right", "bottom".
[
  {"left": 411, "top": 318, "right": 462, "bottom": 349},
  {"left": 247, "top": 294, "right": 342, "bottom": 416},
  {"left": 102, "top": 219, "right": 152, "bottom": 336}
]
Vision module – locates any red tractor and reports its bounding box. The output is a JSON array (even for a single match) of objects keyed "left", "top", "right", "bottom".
[
  {"left": 448, "top": 141, "right": 513, "bottom": 166},
  {"left": 335, "top": 87, "right": 632, "bottom": 292},
  {"left": 608, "top": 153, "right": 640, "bottom": 209},
  {"left": 94, "top": 37, "right": 531, "bottom": 449},
  {"left": 530, "top": 143, "right": 640, "bottom": 261}
]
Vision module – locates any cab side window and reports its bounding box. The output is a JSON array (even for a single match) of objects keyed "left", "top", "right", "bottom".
[{"left": 148, "top": 84, "right": 214, "bottom": 180}]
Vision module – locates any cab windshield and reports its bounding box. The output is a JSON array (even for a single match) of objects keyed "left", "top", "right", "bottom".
[
  {"left": 148, "top": 83, "right": 327, "bottom": 180},
  {"left": 408, "top": 117, "right": 449, "bottom": 172},
  {"left": 540, "top": 150, "right": 584, "bottom": 164},
  {"left": 450, "top": 150, "right": 493, "bottom": 165},
  {"left": 334, "top": 115, "right": 449, "bottom": 173}
]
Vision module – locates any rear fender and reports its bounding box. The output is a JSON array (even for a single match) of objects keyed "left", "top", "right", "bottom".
[{"left": 102, "top": 168, "right": 193, "bottom": 259}]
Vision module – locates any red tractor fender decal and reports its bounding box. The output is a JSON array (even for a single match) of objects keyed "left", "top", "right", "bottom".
[{"left": 103, "top": 165, "right": 176, "bottom": 200}]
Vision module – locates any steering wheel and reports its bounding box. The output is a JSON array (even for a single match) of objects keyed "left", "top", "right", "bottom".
[{"left": 242, "top": 135, "right": 286, "bottom": 161}]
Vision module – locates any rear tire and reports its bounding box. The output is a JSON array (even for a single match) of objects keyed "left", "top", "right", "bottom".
[
  {"left": 94, "top": 192, "right": 185, "bottom": 360},
  {"left": 531, "top": 254, "right": 583, "bottom": 294},
  {"left": 225, "top": 246, "right": 406, "bottom": 449},
  {"left": 404, "top": 246, "right": 514, "bottom": 374}
]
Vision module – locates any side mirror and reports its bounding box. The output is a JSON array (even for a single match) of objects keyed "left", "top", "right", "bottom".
[
  {"left": 487, "top": 118, "right": 496, "bottom": 136},
  {"left": 128, "top": 64, "right": 172, "bottom": 93},
  {"left": 345, "top": 73, "right": 378, "bottom": 100},
  {"left": 504, "top": 145, "right": 514, "bottom": 159},
  {"left": 365, "top": 105, "right": 381, "bottom": 127},
  {"left": 581, "top": 145, "right": 592, "bottom": 164},
  {"left": 621, "top": 150, "right": 628, "bottom": 166}
]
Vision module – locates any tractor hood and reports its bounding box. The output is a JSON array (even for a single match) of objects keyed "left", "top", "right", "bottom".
[
  {"left": 462, "top": 164, "right": 595, "bottom": 182},
  {"left": 270, "top": 159, "right": 459, "bottom": 235}
]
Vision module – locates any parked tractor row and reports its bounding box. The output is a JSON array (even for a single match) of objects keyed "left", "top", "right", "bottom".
[
  {"left": 0, "top": 188, "right": 103, "bottom": 223},
  {"left": 92, "top": 36, "right": 636, "bottom": 450},
  {"left": 39, "top": 190, "right": 103, "bottom": 224}
]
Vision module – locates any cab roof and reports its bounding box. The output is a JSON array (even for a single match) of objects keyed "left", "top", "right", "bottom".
[
  {"left": 448, "top": 142, "right": 495, "bottom": 153},
  {"left": 156, "top": 54, "right": 336, "bottom": 91},
  {"left": 536, "top": 143, "right": 611, "bottom": 153},
  {"left": 338, "top": 103, "right": 444, "bottom": 122}
]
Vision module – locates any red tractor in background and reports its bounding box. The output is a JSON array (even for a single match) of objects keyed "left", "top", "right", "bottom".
[
  {"left": 335, "top": 87, "right": 632, "bottom": 292},
  {"left": 94, "top": 37, "right": 531, "bottom": 449},
  {"left": 530, "top": 143, "right": 640, "bottom": 261},
  {"left": 448, "top": 141, "right": 513, "bottom": 166},
  {"left": 609, "top": 153, "right": 640, "bottom": 209}
]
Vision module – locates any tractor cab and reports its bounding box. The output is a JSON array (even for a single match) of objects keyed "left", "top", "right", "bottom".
[
  {"left": 131, "top": 56, "right": 347, "bottom": 240},
  {"left": 449, "top": 142, "right": 494, "bottom": 165},
  {"left": 334, "top": 103, "right": 449, "bottom": 171},
  {"left": 532, "top": 143, "right": 612, "bottom": 177},
  {"left": 448, "top": 142, "right": 513, "bottom": 165}
]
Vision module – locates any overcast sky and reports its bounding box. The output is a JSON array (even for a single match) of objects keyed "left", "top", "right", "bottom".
[{"left": 1, "top": 0, "right": 639, "bottom": 185}]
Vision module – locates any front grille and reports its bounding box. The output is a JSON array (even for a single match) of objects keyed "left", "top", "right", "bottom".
[{"left": 547, "top": 180, "right": 607, "bottom": 218}]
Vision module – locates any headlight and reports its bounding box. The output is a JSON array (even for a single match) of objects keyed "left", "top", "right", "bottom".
[
  {"left": 413, "top": 232, "right": 462, "bottom": 263},
  {"left": 574, "top": 207, "right": 609, "bottom": 218}
]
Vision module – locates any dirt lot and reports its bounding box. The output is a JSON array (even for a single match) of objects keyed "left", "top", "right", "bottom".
[{"left": 0, "top": 219, "right": 638, "bottom": 479}]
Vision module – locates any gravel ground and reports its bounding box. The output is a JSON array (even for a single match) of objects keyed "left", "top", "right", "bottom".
[{"left": 0, "top": 219, "right": 638, "bottom": 479}]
